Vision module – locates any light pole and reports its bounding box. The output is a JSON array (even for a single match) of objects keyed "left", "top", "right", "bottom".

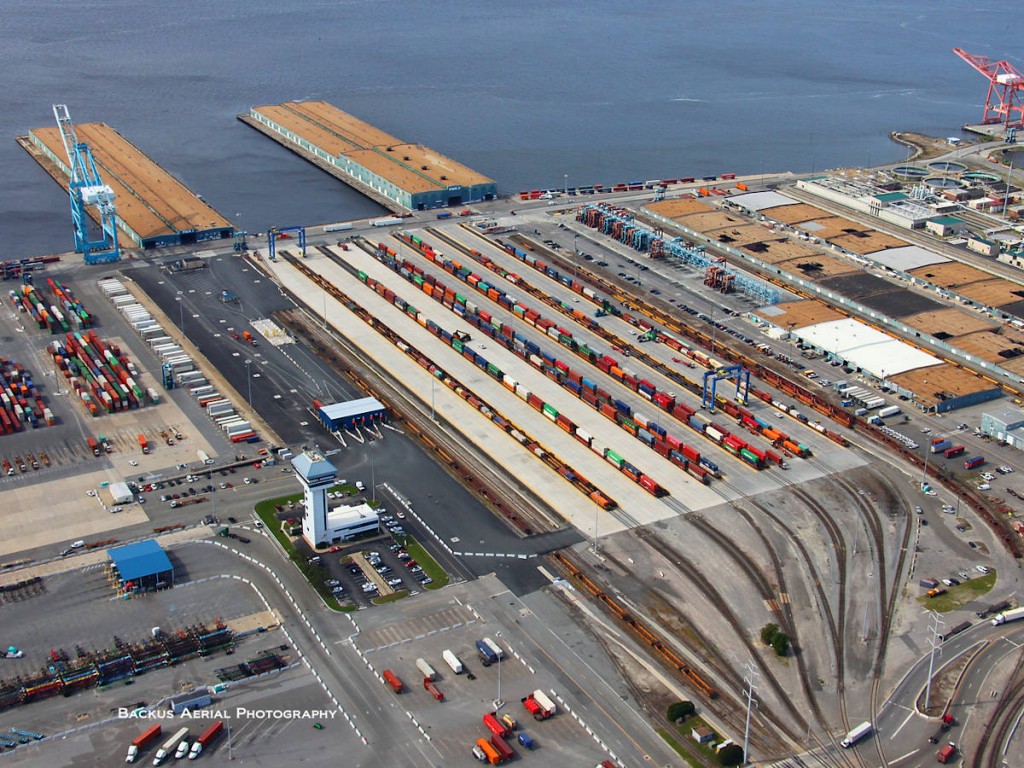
[
  {"left": 924, "top": 611, "right": 945, "bottom": 713},
  {"left": 563, "top": 174, "right": 568, "bottom": 196},
  {"left": 175, "top": 293, "right": 184, "bottom": 332},
  {"left": 370, "top": 443, "right": 376, "bottom": 502},
  {"left": 592, "top": 500, "right": 600, "bottom": 554},
  {"left": 1004, "top": 152, "right": 1016, "bottom": 220},
  {"left": 430, "top": 377, "right": 436, "bottom": 422},
  {"left": 244, "top": 359, "right": 252, "bottom": 408},
  {"left": 494, "top": 631, "right": 504, "bottom": 710}
]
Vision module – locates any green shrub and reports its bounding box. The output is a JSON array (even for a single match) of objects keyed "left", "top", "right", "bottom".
[
  {"left": 760, "top": 623, "right": 779, "bottom": 646},
  {"left": 771, "top": 632, "right": 789, "bottom": 657},
  {"left": 666, "top": 700, "right": 695, "bottom": 722},
  {"left": 718, "top": 743, "right": 744, "bottom": 766}
]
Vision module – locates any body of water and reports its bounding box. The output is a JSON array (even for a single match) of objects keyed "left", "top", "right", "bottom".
[{"left": 0, "top": 0, "right": 1015, "bottom": 258}]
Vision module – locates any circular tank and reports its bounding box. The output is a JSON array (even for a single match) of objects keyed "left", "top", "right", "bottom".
[
  {"left": 924, "top": 177, "right": 963, "bottom": 189},
  {"left": 928, "top": 160, "right": 967, "bottom": 174},
  {"left": 962, "top": 172, "right": 1000, "bottom": 183},
  {"left": 892, "top": 165, "right": 928, "bottom": 179}
]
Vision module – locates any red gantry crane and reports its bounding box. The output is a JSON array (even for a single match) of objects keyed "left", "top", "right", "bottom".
[{"left": 953, "top": 48, "right": 1024, "bottom": 130}]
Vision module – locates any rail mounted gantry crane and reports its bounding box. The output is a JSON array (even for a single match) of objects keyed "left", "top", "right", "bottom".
[
  {"left": 953, "top": 48, "right": 1024, "bottom": 130},
  {"left": 52, "top": 104, "right": 120, "bottom": 264}
]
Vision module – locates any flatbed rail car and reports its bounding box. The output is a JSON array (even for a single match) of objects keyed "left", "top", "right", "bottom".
[
  {"left": 400, "top": 229, "right": 809, "bottom": 467},
  {"left": 453, "top": 221, "right": 852, "bottom": 442},
  {"left": 323, "top": 243, "right": 670, "bottom": 498},
  {"left": 282, "top": 251, "right": 620, "bottom": 511},
  {"left": 382, "top": 235, "right": 738, "bottom": 476},
  {"left": 424, "top": 226, "right": 824, "bottom": 456},
  {"left": 552, "top": 551, "right": 718, "bottom": 700}
]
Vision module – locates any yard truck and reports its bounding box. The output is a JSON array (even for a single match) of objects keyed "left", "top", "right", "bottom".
[{"left": 125, "top": 723, "right": 161, "bottom": 763}]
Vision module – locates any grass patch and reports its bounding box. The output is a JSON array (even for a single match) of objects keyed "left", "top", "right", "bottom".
[
  {"left": 372, "top": 590, "right": 410, "bottom": 606},
  {"left": 399, "top": 537, "right": 449, "bottom": 590},
  {"left": 253, "top": 493, "right": 355, "bottom": 612},
  {"left": 918, "top": 573, "right": 996, "bottom": 612},
  {"left": 656, "top": 728, "right": 701, "bottom": 768}
]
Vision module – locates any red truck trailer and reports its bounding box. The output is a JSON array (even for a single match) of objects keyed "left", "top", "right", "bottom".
[
  {"left": 188, "top": 720, "right": 224, "bottom": 759},
  {"left": 490, "top": 734, "right": 515, "bottom": 762},
  {"left": 936, "top": 742, "right": 957, "bottom": 763},
  {"left": 87, "top": 436, "right": 100, "bottom": 456},
  {"left": 383, "top": 669, "right": 404, "bottom": 693},
  {"left": 483, "top": 712, "right": 510, "bottom": 737},
  {"left": 138, "top": 434, "right": 149, "bottom": 454},
  {"left": 423, "top": 678, "right": 444, "bottom": 701}
]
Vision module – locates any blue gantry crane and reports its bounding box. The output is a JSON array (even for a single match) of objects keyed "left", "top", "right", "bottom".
[
  {"left": 52, "top": 104, "right": 120, "bottom": 264},
  {"left": 267, "top": 226, "right": 306, "bottom": 261}
]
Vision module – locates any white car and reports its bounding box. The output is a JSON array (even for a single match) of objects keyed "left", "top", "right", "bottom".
[
  {"left": 243, "top": 477, "right": 252, "bottom": 485},
  {"left": 977, "top": 483, "right": 991, "bottom": 491},
  {"left": 86, "top": 490, "right": 96, "bottom": 497},
  {"left": 976, "top": 565, "right": 991, "bottom": 574}
]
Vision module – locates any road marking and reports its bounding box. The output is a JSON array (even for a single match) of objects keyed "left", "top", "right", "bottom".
[
  {"left": 890, "top": 708, "right": 916, "bottom": 739},
  {"left": 888, "top": 748, "right": 919, "bottom": 765}
]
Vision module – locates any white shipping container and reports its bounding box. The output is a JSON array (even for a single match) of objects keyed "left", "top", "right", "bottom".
[
  {"left": 189, "top": 385, "right": 214, "bottom": 397},
  {"left": 225, "top": 422, "right": 252, "bottom": 435},
  {"left": 442, "top": 650, "right": 463, "bottom": 674},
  {"left": 482, "top": 637, "right": 505, "bottom": 660},
  {"left": 706, "top": 426, "right": 724, "bottom": 442},
  {"left": 415, "top": 658, "right": 436, "bottom": 681}
]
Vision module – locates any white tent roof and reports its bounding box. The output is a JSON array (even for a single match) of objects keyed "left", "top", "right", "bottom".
[
  {"left": 866, "top": 245, "right": 949, "bottom": 273},
  {"left": 796, "top": 318, "right": 941, "bottom": 377},
  {"left": 726, "top": 191, "right": 798, "bottom": 212}
]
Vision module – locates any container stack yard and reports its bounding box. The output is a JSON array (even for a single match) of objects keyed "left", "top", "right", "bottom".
[
  {"left": 0, "top": 358, "right": 50, "bottom": 433},
  {"left": 48, "top": 331, "right": 146, "bottom": 415}
]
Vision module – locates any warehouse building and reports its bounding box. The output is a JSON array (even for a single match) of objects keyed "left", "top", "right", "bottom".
[
  {"left": 242, "top": 101, "right": 496, "bottom": 211},
  {"left": 318, "top": 396, "right": 387, "bottom": 432},
  {"left": 20, "top": 124, "right": 234, "bottom": 249},
  {"left": 108, "top": 481, "right": 134, "bottom": 505},
  {"left": 108, "top": 540, "right": 174, "bottom": 592},
  {"left": 980, "top": 409, "right": 1024, "bottom": 448}
]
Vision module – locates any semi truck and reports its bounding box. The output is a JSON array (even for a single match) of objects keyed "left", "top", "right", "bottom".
[
  {"left": 138, "top": 434, "right": 149, "bottom": 454},
  {"left": 928, "top": 714, "right": 955, "bottom": 743},
  {"left": 188, "top": 720, "right": 223, "bottom": 759},
  {"left": 152, "top": 726, "right": 188, "bottom": 765},
  {"left": 930, "top": 440, "right": 952, "bottom": 454},
  {"left": 521, "top": 690, "right": 556, "bottom": 720},
  {"left": 87, "top": 436, "right": 100, "bottom": 456},
  {"left": 442, "top": 649, "right": 464, "bottom": 674},
  {"left": 125, "top": 723, "right": 161, "bottom": 763},
  {"left": 475, "top": 737, "right": 501, "bottom": 765},
  {"left": 992, "top": 606, "right": 1024, "bottom": 625},
  {"left": 936, "top": 743, "right": 957, "bottom": 763},
  {"left": 840, "top": 721, "right": 872, "bottom": 748}
]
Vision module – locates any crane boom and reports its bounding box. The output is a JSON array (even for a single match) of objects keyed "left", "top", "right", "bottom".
[
  {"left": 953, "top": 48, "right": 1024, "bottom": 130},
  {"left": 51, "top": 104, "right": 120, "bottom": 264}
]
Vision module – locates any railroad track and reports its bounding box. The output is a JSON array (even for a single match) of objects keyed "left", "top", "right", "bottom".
[
  {"left": 970, "top": 650, "right": 1024, "bottom": 768},
  {"left": 662, "top": 489, "right": 827, "bottom": 736},
  {"left": 550, "top": 549, "right": 796, "bottom": 757}
]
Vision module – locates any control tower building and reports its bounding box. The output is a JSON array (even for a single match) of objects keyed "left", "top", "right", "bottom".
[{"left": 290, "top": 449, "right": 337, "bottom": 545}]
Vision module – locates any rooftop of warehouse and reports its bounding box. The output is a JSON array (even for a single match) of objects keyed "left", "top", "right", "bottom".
[
  {"left": 889, "top": 363, "right": 999, "bottom": 406},
  {"left": 29, "top": 124, "right": 232, "bottom": 239},
  {"left": 252, "top": 101, "right": 493, "bottom": 192},
  {"left": 319, "top": 397, "right": 386, "bottom": 420},
  {"left": 753, "top": 299, "right": 845, "bottom": 329},
  {"left": 108, "top": 540, "right": 172, "bottom": 581}
]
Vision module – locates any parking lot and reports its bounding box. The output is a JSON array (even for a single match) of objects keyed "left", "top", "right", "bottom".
[{"left": 353, "top": 596, "right": 612, "bottom": 767}]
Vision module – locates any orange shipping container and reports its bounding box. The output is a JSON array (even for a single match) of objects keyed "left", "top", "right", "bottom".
[{"left": 736, "top": 182, "right": 749, "bottom": 191}]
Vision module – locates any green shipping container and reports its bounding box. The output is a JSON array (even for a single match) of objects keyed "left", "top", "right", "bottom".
[
  {"left": 490, "top": 319, "right": 502, "bottom": 330},
  {"left": 478, "top": 282, "right": 490, "bottom": 292},
  {"left": 542, "top": 403, "right": 558, "bottom": 418},
  {"left": 411, "top": 236, "right": 422, "bottom": 246},
  {"left": 413, "top": 275, "right": 424, "bottom": 286},
  {"left": 605, "top": 450, "right": 624, "bottom": 468},
  {"left": 486, "top": 363, "right": 501, "bottom": 377},
  {"left": 740, "top": 448, "right": 760, "bottom": 464},
  {"left": 453, "top": 340, "right": 464, "bottom": 353},
  {"left": 513, "top": 305, "right": 526, "bottom": 316},
  {"left": 455, "top": 294, "right": 467, "bottom": 305},
  {"left": 357, "top": 271, "right": 368, "bottom": 282}
]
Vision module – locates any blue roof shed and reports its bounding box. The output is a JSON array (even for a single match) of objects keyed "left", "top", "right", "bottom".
[{"left": 108, "top": 540, "right": 174, "bottom": 589}]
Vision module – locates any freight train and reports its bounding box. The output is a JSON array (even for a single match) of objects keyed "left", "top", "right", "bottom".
[{"left": 378, "top": 231, "right": 812, "bottom": 476}]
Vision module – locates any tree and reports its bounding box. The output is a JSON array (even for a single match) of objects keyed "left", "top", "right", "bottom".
[
  {"left": 666, "top": 700, "right": 695, "bottom": 722},
  {"left": 718, "top": 743, "right": 744, "bottom": 766},
  {"left": 771, "top": 631, "right": 790, "bottom": 657},
  {"left": 760, "top": 623, "right": 780, "bottom": 646}
]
